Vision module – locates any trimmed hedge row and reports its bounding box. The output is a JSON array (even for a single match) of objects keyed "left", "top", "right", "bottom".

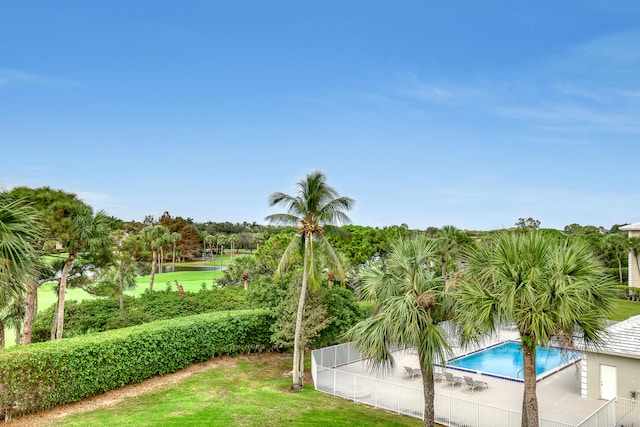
[
  {"left": 0, "top": 309, "right": 274, "bottom": 418},
  {"left": 32, "top": 287, "right": 249, "bottom": 341}
]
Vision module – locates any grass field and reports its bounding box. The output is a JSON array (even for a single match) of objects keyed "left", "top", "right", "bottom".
[
  {"left": 608, "top": 299, "right": 640, "bottom": 321},
  {"left": 4, "top": 265, "right": 227, "bottom": 347},
  {"left": 36, "top": 268, "right": 226, "bottom": 313},
  {"left": 46, "top": 353, "right": 422, "bottom": 427}
]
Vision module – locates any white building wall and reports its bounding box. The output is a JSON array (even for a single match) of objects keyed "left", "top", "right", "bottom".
[{"left": 581, "top": 356, "right": 588, "bottom": 397}]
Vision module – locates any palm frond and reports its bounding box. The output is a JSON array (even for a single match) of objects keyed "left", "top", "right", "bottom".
[{"left": 274, "top": 236, "right": 303, "bottom": 280}]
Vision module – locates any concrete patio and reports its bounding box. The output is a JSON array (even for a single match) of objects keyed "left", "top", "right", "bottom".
[
  {"left": 312, "top": 334, "right": 614, "bottom": 426},
  {"left": 387, "top": 349, "right": 605, "bottom": 425}
]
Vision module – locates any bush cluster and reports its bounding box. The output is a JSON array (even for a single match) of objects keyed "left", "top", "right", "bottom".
[
  {"left": 247, "top": 274, "right": 368, "bottom": 349},
  {"left": 0, "top": 309, "right": 273, "bottom": 418},
  {"left": 32, "top": 287, "right": 248, "bottom": 341}
]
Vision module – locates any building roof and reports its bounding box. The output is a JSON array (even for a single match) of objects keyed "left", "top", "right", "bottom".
[
  {"left": 583, "top": 315, "right": 640, "bottom": 358},
  {"left": 620, "top": 222, "right": 640, "bottom": 231}
]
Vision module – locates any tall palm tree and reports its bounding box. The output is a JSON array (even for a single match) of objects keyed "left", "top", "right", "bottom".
[
  {"left": 199, "top": 231, "right": 209, "bottom": 259},
  {"left": 456, "top": 231, "right": 616, "bottom": 427},
  {"left": 52, "top": 206, "right": 112, "bottom": 340},
  {"left": 217, "top": 235, "right": 228, "bottom": 268},
  {"left": 170, "top": 232, "right": 182, "bottom": 270},
  {"left": 436, "top": 225, "right": 471, "bottom": 279},
  {"left": 603, "top": 232, "right": 627, "bottom": 283},
  {"left": 229, "top": 233, "right": 238, "bottom": 258},
  {"left": 266, "top": 170, "right": 354, "bottom": 390},
  {"left": 205, "top": 234, "right": 217, "bottom": 264},
  {"left": 344, "top": 235, "right": 452, "bottom": 427},
  {"left": 141, "top": 225, "right": 171, "bottom": 291}
]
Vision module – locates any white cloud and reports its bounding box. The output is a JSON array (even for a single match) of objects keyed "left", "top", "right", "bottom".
[
  {"left": 390, "top": 72, "right": 483, "bottom": 105},
  {"left": 0, "top": 68, "right": 83, "bottom": 88}
]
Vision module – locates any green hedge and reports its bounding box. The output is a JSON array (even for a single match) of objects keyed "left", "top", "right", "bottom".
[
  {"left": 33, "top": 287, "right": 248, "bottom": 341},
  {"left": 0, "top": 309, "right": 274, "bottom": 418}
]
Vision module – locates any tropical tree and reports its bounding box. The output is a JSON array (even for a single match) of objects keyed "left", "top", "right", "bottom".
[
  {"left": 205, "top": 234, "right": 217, "bottom": 263},
  {"left": 226, "top": 255, "right": 261, "bottom": 291},
  {"left": 229, "top": 233, "right": 238, "bottom": 258},
  {"left": 603, "top": 232, "right": 627, "bottom": 283},
  {"left": 0, "top": 195, "right": 41, "bottom": 308},
  {"left": 628, "top": 237, "right": 640, "bottom": 285},
  {"left": 344, "top": 235, "right": 452, "bottom": 427},
  {"left": 324, "top": 250, "right": 351, "bottom": 288},
  {"left": 217, "top": 234, "right": 228, "bottom": 268},
  {"left": 0, "top": 294, "right": 26, "bottom": 347},
  {"left": 140, "top": 225, "right": 171, "bottom": 291},
  {"left": 253, "top": 232, "right": 265, "bottom": 251},
  {"left": 436, "top": 225, "right": 472, "bottom": 279},
  {"left": 515, "top": 217, "right": 541, "bottom": 231},
  {"left": 199, "top": 231, "right": 209, "bottom": 258},
  {"left": 266, "top": 170, "right": 354, "bottom": 390},
  {"left": 51, "top": 205, "right": 112, "bottom": 339},
  {"left": 95, "top": 252, "right": 137, "bottom": 312},
  {"left": 22, "top": 259, "right": 60, "bottom": 344},
  {"left": 170, "top": 232, "right": 182, "bottom": 269},
  {"left": 456, "top": 231, "right": 616, "bottom": 427}
]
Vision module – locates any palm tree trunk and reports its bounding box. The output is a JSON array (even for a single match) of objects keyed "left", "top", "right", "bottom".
[
  {"left": 292, "top": 236, "right": 310, "bottom": 391},
  {"left": 50, "top": 293, "right": 59, "bottom": 340},
  {"left": 0, "top": 326, "right": 4, "bottom": 349},
  {"left": 22, "top": 280, "right": 38, "bottom": 345},
  {"left": 418, "top": 351, "right": 436, "bottom": 427},
  {"left": 521, "top": 342, "right": 539, "bottom": 427},
  {"left": 617, "top": 256, "right": 623, "bottom": 283},
  {"left": 172, "top": 243, "right": 177, "bottom": 271},
  {"left": 55, "top": 255, "right": 75, "bottom": 340},
  {"left": 244, "top": 278, "right": 249, "bottom": 292},
  {"left": 149, "top": 249, "right": 158, "bottom": 291},
  {"left": 119, "top": 277, "right": 125, "bottom": 313}
]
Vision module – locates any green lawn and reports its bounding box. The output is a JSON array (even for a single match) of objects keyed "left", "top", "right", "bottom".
[
  {"left": 46, "top": 353, "right": 422, "bottom": 427},
  {"left": 35, "top": 268, "right": 226, "bottom": 313},
  {"left": 609, "top": 299, "right": 640, "bottom": 321},
  {"left": 133, "top": 269, "right": 225, "bottom": 295}
]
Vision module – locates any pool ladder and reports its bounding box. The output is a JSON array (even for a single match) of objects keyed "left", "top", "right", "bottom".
[{"left": 517, "top": 368, "right": 524, "bottom": 379}]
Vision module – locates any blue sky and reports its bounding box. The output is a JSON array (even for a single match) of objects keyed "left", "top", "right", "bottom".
[{"left": 2, "top": 1, "right": 639, "bottom": 231}]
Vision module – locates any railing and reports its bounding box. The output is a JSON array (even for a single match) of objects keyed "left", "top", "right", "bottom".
[
  {"left": 574, "top": 397, "right": 615, "bottom": 427},
  {"left": 616, "top": 397, "right": 640, "bottom": 426},
  {"left": 312, "top": 343, "right": 616, "bottom": 427}
]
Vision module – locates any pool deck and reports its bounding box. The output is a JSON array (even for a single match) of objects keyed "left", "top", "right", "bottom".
[{"left": 331, "top": 331, "right": 608, "bottom": 425}]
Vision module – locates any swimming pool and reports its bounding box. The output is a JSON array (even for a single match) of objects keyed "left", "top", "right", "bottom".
[{"left": 447, "top": 341, "right": 581, "bottom": 382}]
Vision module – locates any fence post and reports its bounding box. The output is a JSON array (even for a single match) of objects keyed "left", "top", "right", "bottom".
[
  {"left": 333, "top": 369, "right": 336, "bottom": 396},
  {"left": 353, "top": 374, "right": 356, "bottom": 401}
]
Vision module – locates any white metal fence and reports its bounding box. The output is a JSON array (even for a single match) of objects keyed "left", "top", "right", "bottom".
[
  {"left": 616, "top": 397, "right": 640, "bottom": 426},
  {"left": 312, "top": 343, "right": 616, "bottom": 427}
]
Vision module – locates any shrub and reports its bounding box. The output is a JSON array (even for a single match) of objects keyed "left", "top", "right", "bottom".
[
  {"left": 0, "top": 309, "right": 274, "bottom": 418},
  {"left": 312, "top": 287, "right": 368, "bottom": 348},
  {"left": 249, "top": 275, "right": 367, "bottom": 349},
  {"left": 32, "top": 287, "right": 248, "bottom": 341}
]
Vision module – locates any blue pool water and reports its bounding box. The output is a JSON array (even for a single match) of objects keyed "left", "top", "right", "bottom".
[{"left": 448, "top": 341, "right": 581, "bottom": 381}]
